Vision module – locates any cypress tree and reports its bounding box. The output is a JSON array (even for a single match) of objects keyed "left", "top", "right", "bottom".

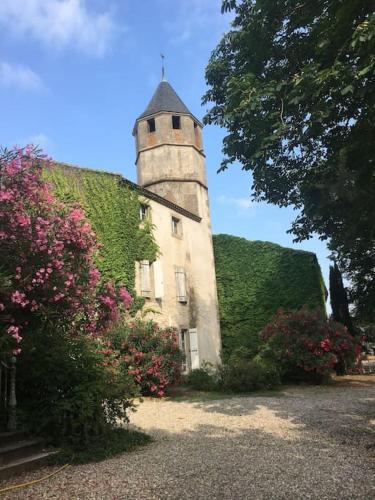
[{"left": 329, "top": 262, "right": 354, "bottom": 335}]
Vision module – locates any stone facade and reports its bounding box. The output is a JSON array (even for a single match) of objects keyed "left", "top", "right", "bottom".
[
  {"left": 133, "top": 81, "right": 222, "bottom": 369},
  {"left": 135, "top": 112, "right": 206, "bottom": 217}
]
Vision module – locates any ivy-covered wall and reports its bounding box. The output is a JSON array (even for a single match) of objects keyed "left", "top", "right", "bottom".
[
  {"left": 213, "top": 234, "right": 326, "bottom": 359},
  {"left": 45, "top": 163, "right": 158, "bottom": 293}
]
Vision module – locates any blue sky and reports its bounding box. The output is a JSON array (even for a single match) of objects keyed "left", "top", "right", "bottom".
[{"left": 0, "top": 0, "right": 331, "bottom": 309}]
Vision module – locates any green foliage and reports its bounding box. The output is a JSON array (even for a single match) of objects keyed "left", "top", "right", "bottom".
[
  {"left": 184, "top": 355, "right": 280, "bottom": 393},
  {"left": 17, "top": 327, "right": 138, "bottom": 446},
  {"left": 213, "top": 234, "right": 326, "bottom": 358},
  {"left": 45, "top": 164, "right": 158, "bottom": 292},
  {"left": 183, "top": 363, "right": 219, "bottom": 391},
  {"left": 52, "top": 428, "right": 151, "bottom": 465},
  {"left": 219, "top": 356, "right": 280, "bottom": 393},
  {"left": 204, "top": 0, "right": 375, "bottom": 323}
]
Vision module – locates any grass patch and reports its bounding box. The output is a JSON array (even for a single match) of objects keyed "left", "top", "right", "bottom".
[{"left": 50, "top": 428, "right": 152, "bottom": 465}]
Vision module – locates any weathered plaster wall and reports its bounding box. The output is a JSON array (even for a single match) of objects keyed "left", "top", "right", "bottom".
[
  {"left": 134, "top": 107, "right": 221, "bottom": 367},
  {"left": 135, "top": 186, "right": 222, "bottom": 367},
  {"left": 135, "top": 113, "right": 207, "bottom": 215}
]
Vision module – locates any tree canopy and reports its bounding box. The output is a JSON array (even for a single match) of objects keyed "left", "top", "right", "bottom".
[{"left": 204, "top": 0, "right": 375, "bottom": 322}]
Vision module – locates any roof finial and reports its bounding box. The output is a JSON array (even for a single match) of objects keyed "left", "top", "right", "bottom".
[{"left": 161, "top": 53, "right": 166, "bottom": 81}]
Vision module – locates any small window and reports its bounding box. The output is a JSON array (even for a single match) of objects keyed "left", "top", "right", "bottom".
[
  {"left": 147, "top": 118, "right": 156, "bottom": 133},
  {"left": 139, "top": 204, "right": 148, "bottom": 221},
  {"left": 172, "top": 115, "right": 181, "bottom": 129},
  {"left": 171, "top": 216, "right": 181, "bottom": 236}
]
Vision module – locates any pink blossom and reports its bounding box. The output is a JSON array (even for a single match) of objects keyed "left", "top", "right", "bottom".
[
  {"left": 69, "top": 208, "right": 85, "bottom": 222},
  {"left": 7, "top": 325, "right": 22, "bottom": 343},
  {"left": 0, "top": 146, "right": 133, "bottom": 354},
  {"left": 119, "top": 287, "right": 133, "bottom": 309},
  {"left": 11, "top": 291, "right": 29, "bottom": 307},
  {"left": 0, "top": 191, "right": 13, "bottom": 201}
]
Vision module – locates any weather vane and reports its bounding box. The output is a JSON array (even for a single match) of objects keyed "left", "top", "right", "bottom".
[{"left": 161, "top": 53, "right": 166, "bottom": 81}]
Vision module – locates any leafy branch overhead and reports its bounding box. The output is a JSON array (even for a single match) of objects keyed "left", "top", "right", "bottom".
[{"left": 204, "top": 0, "right": 375, "bottom": 322}]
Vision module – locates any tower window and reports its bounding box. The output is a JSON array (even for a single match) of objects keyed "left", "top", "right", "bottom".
[
  {"left": 139, "top": 204, "right": 149, "bottom": 221},
  {"left": 171, "top": 216, "right": 182, "bottom": 236},
  {"left": 172, "top": 115, "right": 181, "bottom": 129},
  {"left": 147, "top": 118, "right": 156, "bottom": 133}
]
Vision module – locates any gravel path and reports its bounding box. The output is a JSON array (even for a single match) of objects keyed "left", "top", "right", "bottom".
[{"left": 1, "top": 376, "right": 374, "bottom": 499}]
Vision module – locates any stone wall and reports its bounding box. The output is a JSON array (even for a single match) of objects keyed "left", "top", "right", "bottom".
[{"left": 135, "top": 184, "right": 222, "bottom": 367}]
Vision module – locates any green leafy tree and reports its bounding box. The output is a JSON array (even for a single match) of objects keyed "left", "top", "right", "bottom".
[{"left": 204, "top": 0, "right": 375, "bottom": 322}]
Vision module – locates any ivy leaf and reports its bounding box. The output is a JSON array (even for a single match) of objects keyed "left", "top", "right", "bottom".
[{"left": 341, "top": 85, "right": 354, "bottom": 95}]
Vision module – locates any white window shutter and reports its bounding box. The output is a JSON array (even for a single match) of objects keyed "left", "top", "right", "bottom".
[
  {"left": 189, "top": 328, "right": 199, "bottom": 370},
  {"left": 175, "top": 267, "right": 187, "bottom": 302},
  {"left": 153, "top": 260, "right": 164, "bottom": 299},
  {"left": 140, "top": 260, "right": 151, "bottom": 297}
]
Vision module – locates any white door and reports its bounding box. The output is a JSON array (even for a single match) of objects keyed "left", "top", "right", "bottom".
[{"left": 189, "top": 328, "right": 199, "bottom": 370}]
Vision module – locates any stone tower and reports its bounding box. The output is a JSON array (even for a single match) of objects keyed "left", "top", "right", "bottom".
[
  {"left": 133, "top": 79, "right": 222, "bottom": 368},
  {"left": 133, "top": 80, "right": 208, "bottom": 217}
]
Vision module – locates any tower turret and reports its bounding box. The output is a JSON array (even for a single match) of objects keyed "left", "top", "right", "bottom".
[{"left": 133, "top": 80, "right": 207, "bottom": 216}]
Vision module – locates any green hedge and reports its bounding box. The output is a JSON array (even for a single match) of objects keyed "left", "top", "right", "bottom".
[
  {"left": 45, "top": 163, "right": 158, "bottom": 293},
  {"left": 213, "top": 234, "right": 326, "bottom": 359}
]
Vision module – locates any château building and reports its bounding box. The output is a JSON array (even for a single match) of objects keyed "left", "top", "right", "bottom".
[{"left": 51, "top": 79, "right": 222, "bottom": 371}]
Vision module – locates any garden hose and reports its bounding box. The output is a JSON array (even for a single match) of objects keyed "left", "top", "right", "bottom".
[{"left": 0, "top": 463, "right": 70, "bottom": 494}]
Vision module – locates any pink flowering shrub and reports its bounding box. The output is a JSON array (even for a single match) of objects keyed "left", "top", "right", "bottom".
[
  {"left": 0, "top": 146, "right": 132, "bottom": 355},
  {"left": 108, "top": 319, "right": 183, "bottom": 397},
  {"left": 0, "top": 146, "right": 136, "bottom": 443},
  {"left": 259, "top": 308, "right": 361, "bottom": 382}
]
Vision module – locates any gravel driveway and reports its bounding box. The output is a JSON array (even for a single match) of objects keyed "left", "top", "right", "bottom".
[{"left": 1, "top": 376, "right": 374, "bottom": 499}]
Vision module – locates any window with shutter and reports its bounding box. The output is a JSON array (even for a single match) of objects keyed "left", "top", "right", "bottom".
[
  {"left": 175, "top": 267, "right": 187, "bottom": 302},
  {"left": 140, "top": 260, "right": 151, "bottom": 297},
  {"left": 179, "top": 329, "right": 191, "bottom": 373}
]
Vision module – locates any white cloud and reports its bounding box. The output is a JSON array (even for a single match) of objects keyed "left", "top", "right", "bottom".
[
  {"left": 0, "top": 0, "right": 115, "bottom": 56},
  {"left": 218, "top": 194, "right": 255, "bottom": 216},
  {"left": 26, "top": 133, "right": 50, "bottom": 149},
  {"left": 0, "top": 61, "right": 43, "bottom": 91}
]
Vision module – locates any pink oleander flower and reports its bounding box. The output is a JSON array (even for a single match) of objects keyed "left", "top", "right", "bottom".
[
  {"left": 1, "top": 145, "right": 133, "bottom": 354},
  {"left": 0, "top": 190, "right": 13, "bottom": 201},
  {"left": 10, "top": 291, "right": 29, "bottom": 307},
  {"left": 119, "top": 287, "right": 133, "bottom": 309},
  {"left": 88, "top": 268, "right": 101, "bottom": 286},
  {"left": 7, "top": 325, "right": 22, "bottom": 343},
  {"left": 69, "top": 208, "right": 85, "bottom": 222}
]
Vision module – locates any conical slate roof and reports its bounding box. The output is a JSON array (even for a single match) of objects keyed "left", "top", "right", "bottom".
[{"left": 137, "top": 81, "right": 193, "bottom": 120}]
